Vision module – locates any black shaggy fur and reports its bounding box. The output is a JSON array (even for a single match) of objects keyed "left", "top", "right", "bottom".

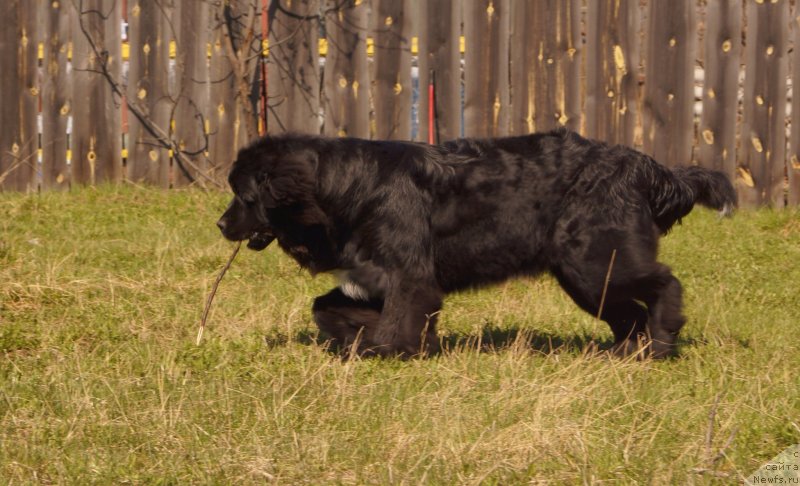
[{"left": 217, "top": 129, "right": 737, "bottom": 358}]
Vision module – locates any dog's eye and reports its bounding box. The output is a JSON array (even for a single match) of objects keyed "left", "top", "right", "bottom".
[{"left": 236, "top": 195, "right": 255, "bottom": 206}]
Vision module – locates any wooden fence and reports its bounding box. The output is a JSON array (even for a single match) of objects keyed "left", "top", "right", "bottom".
[{"left": 1, "top": 0, "right": 800, "bottom": 207}]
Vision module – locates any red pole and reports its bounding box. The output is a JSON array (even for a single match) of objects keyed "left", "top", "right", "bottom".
[
  {"left": 428, "top": 69, "right": 435, "bottom": 144},
  {"left": 260, "top": 0, "right": 269, "bottom": 135}
]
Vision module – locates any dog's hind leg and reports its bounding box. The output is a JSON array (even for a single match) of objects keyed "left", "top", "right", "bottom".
[
  {"left": 312, "top": 288, "right": 383, "bottom": 356},
  {"left": 553, "top": 258, "right": 686, "bottom": 358},
  {"left": 552, "top": 272, "right": 649, "bottom": 356}
]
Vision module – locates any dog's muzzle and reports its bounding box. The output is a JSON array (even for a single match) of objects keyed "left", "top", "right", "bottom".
[{"left": 246, "top": 232, "right": 275, "bottom": 251}]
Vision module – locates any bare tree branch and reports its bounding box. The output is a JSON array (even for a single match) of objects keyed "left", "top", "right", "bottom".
[{"left": 72, "top": 0, "right": 223, "bottom": 189}]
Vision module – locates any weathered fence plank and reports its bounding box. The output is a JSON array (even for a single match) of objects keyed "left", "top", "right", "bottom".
[
  {"left": 788, "top": 2, "right": 800, "bottom": 206},
  {"left": 267, "top": 0, "right": 321, "bottom": 135},
  {"left": 174, "top": 0, "right": 210, "bottom": 187},
  {"left": 323, "top": 0, "right": 370, "bottom": 138},
  {"left": 371, "top": 0, "right": 413, "bottom": 140},
  {"left": 741, "top": 0, "right": 789, "bottom": 207},
  {"left": 71, "top": 0, "right": 123, "bottom": 186},
  {"left": 697, "top": 0, "right": 741, "bottom": 178},
  {"left": 41, "top": 0, "right": 71, "bottom": 190},
  {"left": 0, "top": 0, "right": 798, "bottom": 206},
  {"left": 0, "top": 1, "right": 38, "bottom": 192},
  {"left": 209, "top": 4, "right": 241, "bottom": 178},
  {"left": 533, "top": 0, "right": 581, "bottom": 133},
  {"left": 127, "top": 0, "right": 172, "bottom": 187},
  {"left": 463, "top": 0, "right": 510, "bottom": 137},
  {"left": 508, "top": 0, "right": 533, "bottom": 135},
  {"left": 585, "top": 0, "right": 641, "bottom": 147},
  {"left": 417, "top": 0, "right": 462, "bottom": 142},
  {"left": 642, "top": 0, "right": 696, "bottom": 167}
]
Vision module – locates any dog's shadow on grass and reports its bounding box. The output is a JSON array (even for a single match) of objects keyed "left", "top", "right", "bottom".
[
  {"left": 285, "top": 325, "right": 614, "bottom": 356},
  {"left": 439, "top": 326, "right": 608, "bottom": 355},
  {"left": 277, "top": 325, "right": 716, "bottom": 357}
]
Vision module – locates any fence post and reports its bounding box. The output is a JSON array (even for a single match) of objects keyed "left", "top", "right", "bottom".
[
  {"left": 174, "top": 0, "right": 210, "bottom": 187},
  {"left": 0, "top": 1, "right": 38, "bottom": 192},
  {"left": 126, "top": 0, "right": 172, "bottom": 187},
  {"left": 267, "top": 0, "right": 321, "bottom": 135},
  {"left": 508, "top": 0, "right": 532, "bottom": 135},
  {"left": 741, "top": 0, "right": 789, "bottom": 207},
  {"left": 787, "top": 1, "right": 800, "bottom": 206},
  {"left": 371, "top": 0, "right": 413, "bottom": 140},
  {"left": 642, "top": 0, "right": 696, "bottom": 167},
  {"left": 323, "top": 0, "right": 370, "bottom": 138},
  {"left": 463, "top": 0, "right": 509, "bottom": 138},
  {"left": 697, "top": 0, "right": 741, "bottom": 179},
  {"left": 71, "top": 0, "right": 122, "bottom": 186},
  {"left": 520, "top": 0, "right": 583, "bottom": 131},
  {"left": 41, "top": 0, "right": 71, "bottom": 191},
  {"left": 585, "top": 0, "right": 641, "bottom": 147},
  {"left": 417, "top": 0, "right": 461, "bottom": 142}
]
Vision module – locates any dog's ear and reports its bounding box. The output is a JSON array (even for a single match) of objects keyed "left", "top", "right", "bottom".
[
  {"left": 261, "top": 148, "right": 319, "bottom": 205},
  {"left": 228, "top": 165, "right": 260, "bottom": 204}
]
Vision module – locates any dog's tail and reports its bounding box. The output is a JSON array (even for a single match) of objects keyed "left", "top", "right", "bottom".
[{"left": 639, "top": 158, "right": 737, "bottom": 233}]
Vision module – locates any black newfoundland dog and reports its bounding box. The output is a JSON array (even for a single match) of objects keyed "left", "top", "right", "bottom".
[{"left": 217, "top": 129, "right": 736, "bottom": 358}]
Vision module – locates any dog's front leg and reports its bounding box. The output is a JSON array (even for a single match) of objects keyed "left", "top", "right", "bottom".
[{"left": 372, "top": 279, "right": 443, "bottom": 358}]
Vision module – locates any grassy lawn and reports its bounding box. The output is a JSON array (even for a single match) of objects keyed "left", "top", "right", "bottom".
[{"left": 1, "top": 185, "right": 799, "bottom": 484}]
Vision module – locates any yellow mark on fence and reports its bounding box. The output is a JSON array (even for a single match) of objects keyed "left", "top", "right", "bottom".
[
  {"left": 751, "top": 136, "right": 764, "bottom": 153},
  {"left": 722, "top": 39, "right": 732, "bottom": 53},
  {"left": 737, "top": 167, "right": 755, "bottom": 187},
  {"left": 38, "top": 34, "right": 459, "bottom": 63},
  {"left": 791, "top": 155, "right": 800, "bottom": 170},
  {"left": 613, "top": 45, "right": 626, "bottom": 74},
  {"left": 702, "top": 129, "right": 714, "bottom": 145}
]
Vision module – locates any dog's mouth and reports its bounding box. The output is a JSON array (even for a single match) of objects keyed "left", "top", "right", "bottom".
[{"left": 246, "top": 232, "right": 275, "bottom": 251}]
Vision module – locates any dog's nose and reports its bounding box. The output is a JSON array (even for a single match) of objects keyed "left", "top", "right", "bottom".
[{"left": 216, "top": 218, "right": 227, "bottom": 232}]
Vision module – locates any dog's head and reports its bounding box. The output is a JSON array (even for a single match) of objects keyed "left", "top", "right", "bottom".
[{"left": 216, "top": 139, "right": 323, "bottom": 251}]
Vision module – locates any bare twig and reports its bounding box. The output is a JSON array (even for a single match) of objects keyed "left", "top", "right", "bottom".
[
  {"left": 73, "top": 0, "right": 223, "bottom": 189},
  {"left": 692, "top": 392, "right": 737, "bottom": 476},
  {"left": 596, "top": 249, "right": 617, "bottom": 321},
  {"left": 197, "top": 241, "right": 242, "bottom": 345},
  {"left": 217, "top": 1, "right": 261, "bottom": 139},
  {"left": 705, "top": 393, "right": 722, "bottom": 460},
  {"left": 0, "top": 136, "right": 39, "bottom": 186}
]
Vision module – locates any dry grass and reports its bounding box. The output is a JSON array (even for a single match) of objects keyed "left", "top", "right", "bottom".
[{"left": 1, "top": 185, "right": 799, "bottom": 484}]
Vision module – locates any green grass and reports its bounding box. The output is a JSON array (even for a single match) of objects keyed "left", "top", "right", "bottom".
[{"left": 1, "top": 185, "right": 799, "bottom": 484}]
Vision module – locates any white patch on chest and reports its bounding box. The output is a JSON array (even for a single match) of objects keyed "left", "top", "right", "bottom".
[{"left": 332, "top": 270, "right": 371, "bottom": 301}]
